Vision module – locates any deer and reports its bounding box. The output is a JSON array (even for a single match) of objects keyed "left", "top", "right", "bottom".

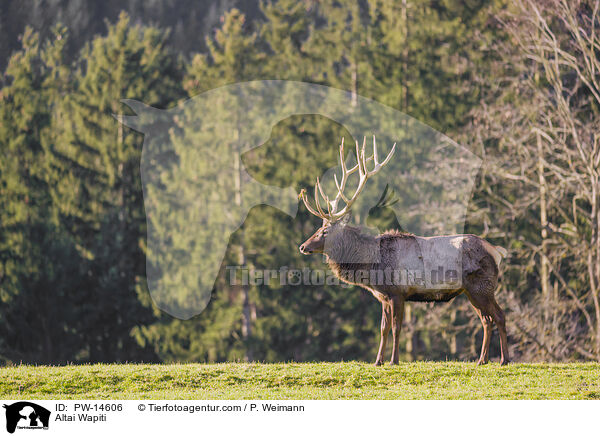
[{"left": 299, "top": 136, "right": 510, "bottom": 366}]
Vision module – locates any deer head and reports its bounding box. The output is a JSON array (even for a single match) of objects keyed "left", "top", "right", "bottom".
[{"left": 299, "top": 136, "right": 396, "bottom": 257}]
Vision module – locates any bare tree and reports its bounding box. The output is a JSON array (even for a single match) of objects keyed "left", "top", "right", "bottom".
[{"left": 470, "top": 0, "right": 600, "bottom": 360}]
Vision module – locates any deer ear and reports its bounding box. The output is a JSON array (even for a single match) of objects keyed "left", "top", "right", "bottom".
[{"left": 340, "top": 214, "right": 351, "bottom": 226}]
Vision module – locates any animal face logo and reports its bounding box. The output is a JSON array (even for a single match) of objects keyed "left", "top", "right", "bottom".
[
  {"left": 117, "top": 81, "right": 481, "bottom": 318},
  {"left": 3, "top": 402, "right": 50, "bottom": 433}
]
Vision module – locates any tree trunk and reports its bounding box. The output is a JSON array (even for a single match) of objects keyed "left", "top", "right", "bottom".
[
  {"left": 537, "top": 132, "right": 550, "bottom": 322},
  {"left": 351, "top": 62, "right": 358, "bottom": 107},
  {"left": 401, "top": 0, "right": 409, "bottom": 117},
  {"left": 234, "top": 133, "right": 253, "bottom": 362},
  {"left": 590, "top": 175, "right": 600, "bottom": 360}
]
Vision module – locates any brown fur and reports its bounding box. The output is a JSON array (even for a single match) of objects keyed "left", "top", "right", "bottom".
[
  {"left": 380, "top": 229, "right": 414, "bottom": 238},
  {"left": 300, "top": 221, "right": 510, "bottom": 366}
]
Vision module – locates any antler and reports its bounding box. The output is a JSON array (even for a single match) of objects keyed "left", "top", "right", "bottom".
[{"left": 300, "top": 135, "right": 396, "bottom": 221}]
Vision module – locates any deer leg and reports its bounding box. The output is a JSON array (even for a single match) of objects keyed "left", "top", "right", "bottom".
[
  {"left": 466, "top": 289, "right": 495, "bottom": 365},
  {"left": 472, "top": 306, "right": 493, "bottom": 365},
  {"left": 375, "top": 302, "right": 392, "bottom": 366},
  {"left": 491, "top": 300, "right": 510, "bottom": 365},
  {"left": 389, "top": 296, "right": 404, "bottom": 365}
]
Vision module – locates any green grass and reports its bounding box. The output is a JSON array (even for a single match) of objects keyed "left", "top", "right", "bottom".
[{"left": 0, "top": 361, "right": 599, "bottom": 400}]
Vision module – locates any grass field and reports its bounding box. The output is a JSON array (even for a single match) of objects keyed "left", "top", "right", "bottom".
[{"left": 1, "top": 361, "right": 599, "bottom": 400}]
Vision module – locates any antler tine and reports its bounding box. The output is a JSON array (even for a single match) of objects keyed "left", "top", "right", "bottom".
[
  {"left": 302, "top": 137, "right": 352, "bottom": 221},
  {"left": 328, "top": 136, "right": 396, "bottom": 220},
  {"left": 300, "top": 188, "right": 326, "bottom": 219},
  {"left": 316, "top": 177, "right": 334, "bottom": 217},
  {"left": 300, "top": 136, "right": 396, "bottom": 222},
  {"left": 330, "top": 137, "right": 354, "bottom": 211},
  {"left": 326, "top": 194, "right": 334, "bottom": 216},
  {"left": 369, "top": 141, "right": 396, "bottom": 175},
  {"left": 361, "top": 136, "right": 367, "bottom": 175},
  {"left": 355, "top": 139, "right": 364, "bottom": 177},
  {"left": 340, "top": 136, "right": 372, "bottom": 177},
  {"left": 333, "top": 173, "right": 350, "bottom": 203},
  {"left": 372, "top": 135, "right": 379, "bottom": 169},
  {"left": 314, "top": 178, "right": 328, "bottom": 218},
  {"left": 339, "top": 137, "right": 347, "bottom": 173}
]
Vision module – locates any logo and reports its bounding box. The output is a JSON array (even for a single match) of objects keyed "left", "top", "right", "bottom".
[
  {"left": 3, "top": 402, "right": 50, "bottom": 433},
  {"left": 117, "top": 80, "right": 481, "bottom": 319}
]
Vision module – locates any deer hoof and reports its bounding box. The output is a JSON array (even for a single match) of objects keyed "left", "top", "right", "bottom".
[
  {"left": 476, "top": 359, "right": 489, "bottom": 366},
  {"left": 374, "top": 360, "right": 384, "bottom": 366},
  {"left": 500, "top": 359, "right": 510, "bottom": 366}
]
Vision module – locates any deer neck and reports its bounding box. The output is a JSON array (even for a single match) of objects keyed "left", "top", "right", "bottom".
[{"left": 325, "top": 227, "right": 380, "bottom": 280}]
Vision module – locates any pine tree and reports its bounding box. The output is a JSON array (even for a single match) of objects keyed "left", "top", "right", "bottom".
[
  {"left": 53, "top": 12, "right": 184, "bottom": 362},
  {"left": 260, "top": 0, "right": 315, "bottom": 79},
  {"left": 0, "top": 26, "right": 88, "bottom": 363}
]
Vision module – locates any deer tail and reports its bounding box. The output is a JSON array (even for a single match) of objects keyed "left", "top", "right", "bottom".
[
  {"left": 489, "top": 245, "right": 508, "bottom": 267},
  {"left": 495, "top": 246, "right": 508, "bottom": 258}
]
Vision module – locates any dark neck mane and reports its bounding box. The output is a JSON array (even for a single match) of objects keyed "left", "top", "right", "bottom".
[
  {"left": 325, "top": 226, "right": 379, "bottom": 285},
  {"left": 326, "top": 227, "right": 414, "bottom": 287}
]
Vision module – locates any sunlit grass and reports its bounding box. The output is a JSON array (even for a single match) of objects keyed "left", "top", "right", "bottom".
[{"left": 1, "top": 361, "right": 598, "bottom": 400}]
